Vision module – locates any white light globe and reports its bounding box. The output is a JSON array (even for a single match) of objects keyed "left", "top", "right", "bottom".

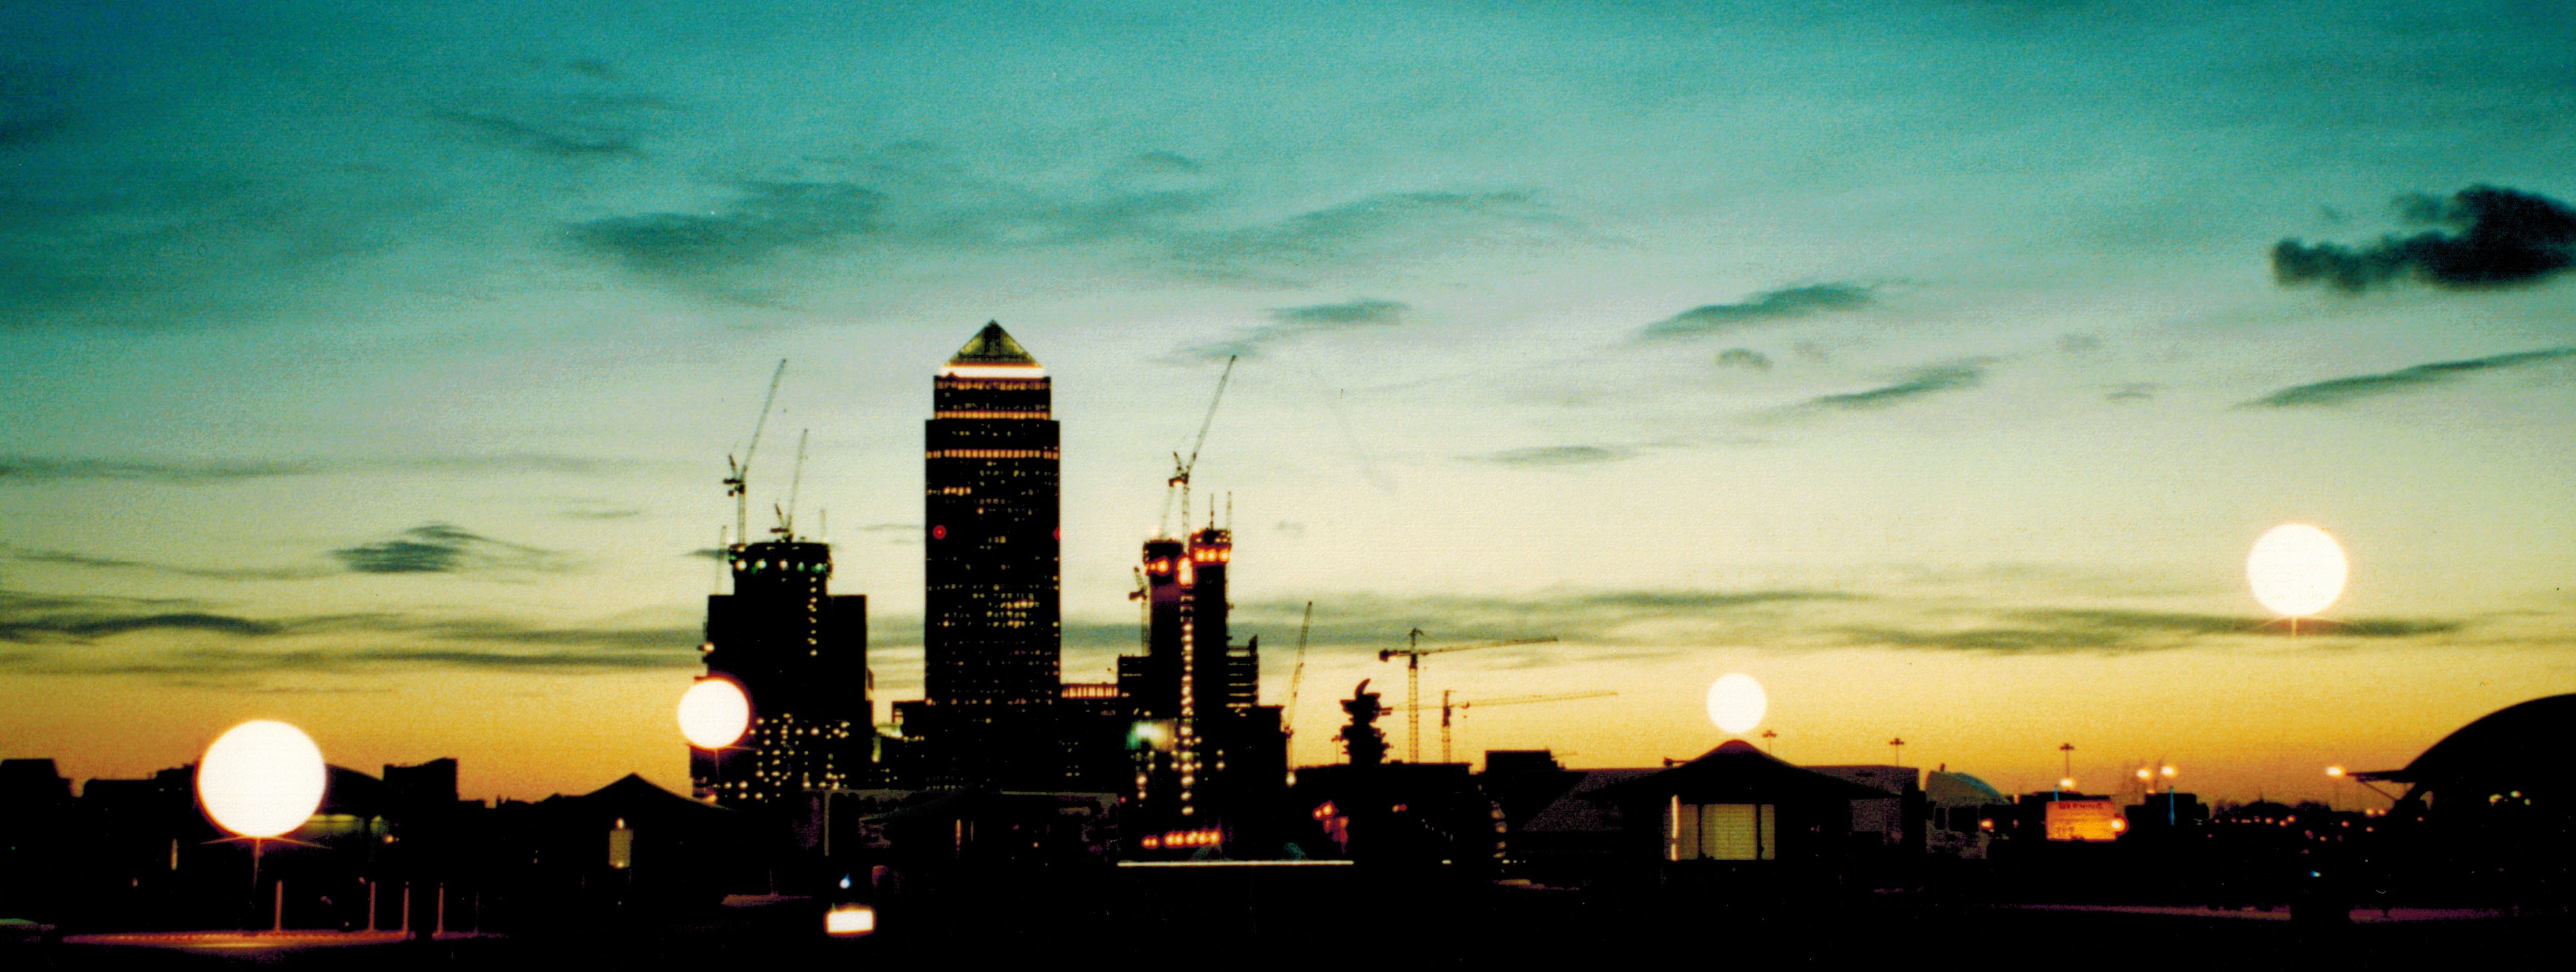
[
  {"left": 1705, "top": 673, "right": 1768, "bottom": 735},
  {"left": 2247, "top": 523, "right": 2347, "bottom": 618},
  {"left": 197, "top": 720, "right": 327, "bottom": 839},
  {"left": 679, "top": 678, "right": 751, "bottom": 750}
]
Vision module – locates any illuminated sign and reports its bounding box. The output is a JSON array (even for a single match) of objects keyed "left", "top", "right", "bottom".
[{"left": 2044, "top": 800, "right": 2123, "bottom": 842}]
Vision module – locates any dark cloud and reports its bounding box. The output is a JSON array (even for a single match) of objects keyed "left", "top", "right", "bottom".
[
  {"left": 1642, "top": 284, "right": 1872, "bottom": 340},
  {"left": 1178, "top": 299, "right": 1410, "bottom": 361},
  {"left": 429, "top": 109, "right": 644, "bottom": 160},
  {"left": 1, "top": 589, "right": 697, "bottom": 677},
  {"left": 1716, "top": 348, "right": 1773, "bottom": 370},
  {"left": 564, "top": 181, "right": 886, "bottom": 279},
  {"left": 1472, "top": 445, "right": 1631, "bottom": 467},
  {"left": 1839, "top": 608, "right": 2464, "bottom": 655},
  {"left": 332, "top": 524, "right": 568, "bottom": 575},
  {"left": 2247, "top": 347, "right": 2576, "bottom": 408},
  {"left": 2105, "top": 382, "right": 2157, "bottom": 403},
  {"left": 2273, "top": 186, "right": 2576, "bottom": 292},
  {"left": 1799, "top": 363, "right": 1984, "bottom": 411},
  {"left": 2, "top": 543, "right": 330, "bottom": 581}
]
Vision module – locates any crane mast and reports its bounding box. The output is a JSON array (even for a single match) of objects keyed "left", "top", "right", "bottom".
[
  {"left": 1403, "top": 690, "right": 1618, "bottom": 764},
  {"left": 1378, "top": 630, "right": 1558, "bottom": 763},
  {"left": 723, "top": 359, "right": 788, "bottom": 553},
  {"left": 1283, "top": 602, "right": 1313, "bottom": 748},
  {"left": 1161, "top": 355, "right": 1236, "bottom": 537}
]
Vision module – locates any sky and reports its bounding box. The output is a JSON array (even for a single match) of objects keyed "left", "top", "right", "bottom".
[{"left": 4, "top": 1, "right": 2573, "bottom": 806}]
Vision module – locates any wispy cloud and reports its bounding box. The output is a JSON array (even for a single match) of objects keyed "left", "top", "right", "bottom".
[
  {"left": 1839, "top": 608, "right": 2464, "bottom": 655},
  {"left": 1173, "top": 190, "right": 1565, "bottom": 282},
  {"left": 1796, "top": 362, "right": 1985, "bottom": 411},
  {"left": 1, "top": 590, "right": 697, "bottom": 677},
  {"left": 2247, "top": 347, "right": 2576, "bottom": 408},
  {"left": 1641, "top": 283, "right": 1872, "bottom": 340},
  {"left": 1470, "top": 445, "right": 1633, "bottom": 467},
  {"left": 2274, "top": 185, "right": 2576, "bottom": 292},
  {"left": 2, "top": 544, "right": 331, "bottom": 582},
  {"left": 332, "top": 524, "right": 570, "bottom": 575},
  {"left": 1716, "top": 348, "right": 1773, "bottom": 370},
  {"left": 0, "top": 454, "right": 645, "bottom": 486},
  {"left": 1178, "top": 299, "right": 1409, "bottom": 362},
  {"left": 564, "top": 180, "right": 885, "bottom": 284}
]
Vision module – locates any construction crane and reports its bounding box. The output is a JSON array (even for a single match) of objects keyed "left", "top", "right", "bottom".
[
  {"left": 722, "top": 359, "right": 788, "bottom": 551},
  {"left": 1160, "top": 355, "right": 1236, "bottom": 536},
  {"left": 1395, "top": 690, "right": 1618, "bottom": 764},
  {"left": 1282, "top": 602, "right": 1314, "bottom": 748},
  {"left": 1378, "top": 629, "right": 1558, "bottom": 764},
  {"left": 772, "top": 429, "right": 809, "bottom": 539}
]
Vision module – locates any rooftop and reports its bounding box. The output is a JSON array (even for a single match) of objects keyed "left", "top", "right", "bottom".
[{"left": 942, "top": 322, "right": 1045, "bottom": 377}]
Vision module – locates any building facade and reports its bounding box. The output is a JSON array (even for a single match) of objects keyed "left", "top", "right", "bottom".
[
  {"left": 694, "top": 538, "right": 871, "bottom": 805},
  {"left": 911, "top": 322, "right": 1063, "bottom": 788}
]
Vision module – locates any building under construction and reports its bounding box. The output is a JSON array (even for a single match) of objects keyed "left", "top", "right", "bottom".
[
  {"left": 1113, "top": 520, "right": 1289, "bottom": 847},
  {"left": 694, "top": 538, "right": 872, "bottom": 806}
]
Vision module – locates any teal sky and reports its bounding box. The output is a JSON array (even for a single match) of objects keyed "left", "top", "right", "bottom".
[{"left": 4, "top": 1, "right": 2573, "bottom": 803}]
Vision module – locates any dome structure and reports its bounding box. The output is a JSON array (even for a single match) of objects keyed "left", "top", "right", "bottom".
[{"left": 2363, "top": 693, "right": 2576, "bottom": 810}]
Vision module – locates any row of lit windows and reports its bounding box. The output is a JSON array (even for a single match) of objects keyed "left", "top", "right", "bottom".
[
  {"left": 926, "top": 449, "right": 1060, "bottom": 460},
  {"left": 932, "top": 410, "right": 1050, "bottom": 419}
]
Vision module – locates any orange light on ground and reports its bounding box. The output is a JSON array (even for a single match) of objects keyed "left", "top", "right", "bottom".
[
  {"left": 1704, "top": 673, "right": 1767, "bottom": 735},
  {"left": 678, "top": 678, "right": 750, "bottom": 750},
  {"left": 2247, "top": 523, "right": 2348, "bottom": 620},
  {"left": 824, "top": 904, "right": 875, "bottom": 937},
  {"left": 197, "top": 721, "right": 326, "bottom": 839}
]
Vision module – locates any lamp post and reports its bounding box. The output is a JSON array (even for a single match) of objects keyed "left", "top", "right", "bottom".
[
  {"left": 197, "top": 720, "right": 326, "bottom": 935},
  {"left": 2057, "top": 743, "right": 2074, "bottom": 800}
]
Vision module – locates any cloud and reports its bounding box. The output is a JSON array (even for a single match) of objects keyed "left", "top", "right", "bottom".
[
  {"left": 1471, "top": 445, "right": 1632, "bottom": 467},
  {"left": 0, "top": 454, "right": 646, "bottom": 486},
  {"left": 1, "top": 589, "right": 698, "bottom": 677},
  {"left": 1642, "top": 283, "right": 1873, "bottom": 339},
  {"left": 2247, "top": 347, "right": 2576, "bottom": 408},
  {"left": 2273, "top": 185, "right": 2576, "bottom": 291},
  {"left": 564, "top": 181, "right": 886, "bottom": 280},
  {"left": 1839, "top": 608, "right": 2463, "bottom": 655},
  {"left": 429, "top": 109, "right": 646, "bottom": 160},
  {"left": 332, "top": 524, "right": 569, "bottom": 575},
  {"left": 1178, "top": 299, "right": 1410, "bottom": 362},
  {"left": 2106, "top": 383, "right": 2157, "bottom": 402},
  {"left": 1716, "top": 348, "right": 1773, "bottom": 370},
  {"left": 1175, "top": 190, "right": 1564, "bottom": 280},
  {"left": 1798, "top": 362, "right": 1984, "bottom": 411},
  {"left": 1, "top": 544, "right": 331, "bottom": 582},
  {"left": 1224, "top": 588, "right": 1857, "bottom": 658}
]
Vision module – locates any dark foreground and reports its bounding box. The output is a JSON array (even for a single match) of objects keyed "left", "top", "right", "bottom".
[{"left": 12, "top": 867, "right": 2571, "bottom": 970}]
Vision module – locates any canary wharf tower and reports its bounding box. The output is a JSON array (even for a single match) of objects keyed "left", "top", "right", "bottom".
[{"left": 915, "top": 322, "right": 1061, "bottom": 786}]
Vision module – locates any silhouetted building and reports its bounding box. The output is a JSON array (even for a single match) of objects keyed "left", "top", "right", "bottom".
[
  {"left": 910, "top": 322, "right": 1062, "bottom": 789},
  {"left": 1113, "top": 522, "right": 1286, "bottom": 846},
  {"left": 697, "top": 538, "right": 871, "bottom": 805}
]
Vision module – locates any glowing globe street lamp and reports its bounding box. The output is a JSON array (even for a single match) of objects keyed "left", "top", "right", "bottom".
[
  {"left": 197, "top": 720, "right": 327, "bottom": 932},
  {"left": 1704, "top": 673, "right": 1767, "bottom": 736},
  {"left": 678, "top": 677, "right": 751, "bottom": 750},
  {"left": 679, "top": 677, "right": 752, "bottom": 804},
  {"left": 2248, "top": 523, "right": 2348, "bottom": 635}
]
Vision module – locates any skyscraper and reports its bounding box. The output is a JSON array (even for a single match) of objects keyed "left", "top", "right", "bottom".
[
  {"left": 910, "top": 322, "right": 1062, "bottom": 788},
  {"left": 1116, "top": 522, "right": 1285, "bottom": 841},
  {"left": 695, "top": 538, "right": 871, "bottom": 806}
]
